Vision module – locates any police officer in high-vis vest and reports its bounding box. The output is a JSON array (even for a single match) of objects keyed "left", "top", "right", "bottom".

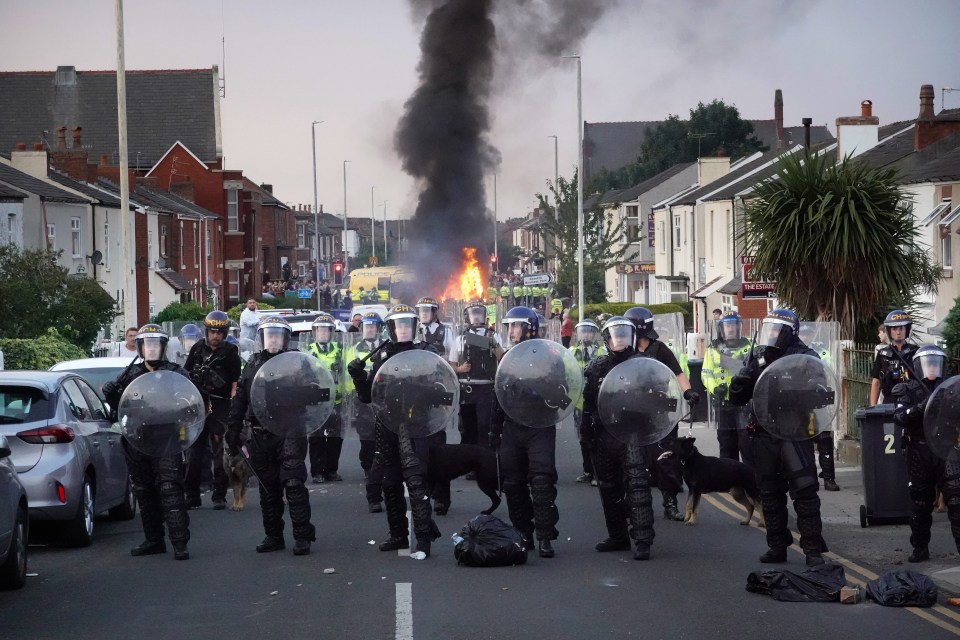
[
  {"left": 348, "top": 312, "right": 386, "bottom": 512},
  {"left": 307, "top": 313, "right": 345, "bottom": 483},
  {"left": 571, "top": 320, "right": 605, "bottom": 484},
  {"left": 701, "top": 310, "right": 753, "bottom": 466}
]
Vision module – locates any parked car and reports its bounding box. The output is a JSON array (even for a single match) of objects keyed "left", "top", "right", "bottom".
[
  {"left": 49, "top": 357, "right": 133, "bottom": 401},
  {"left": 0, "top": 434, "right": 28, "bottom": 589},
  {"left": 0, "top": 371, "right": 136, "bottom": 547}
]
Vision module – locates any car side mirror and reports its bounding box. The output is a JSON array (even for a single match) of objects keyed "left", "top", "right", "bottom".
[{"left": 0, "top": 435, "right": 11, "bottom": 459}]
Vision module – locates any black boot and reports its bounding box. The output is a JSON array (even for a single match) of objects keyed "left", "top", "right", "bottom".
[
  {"left": 379, "top": 536, "right": 409, "bottom": 552},
  {"left": 538, "top": 539, "right": 555, "bottom": 559},
  {"left": 256, "top": 536, "right": 286, "bottom": 553},
  {"left": 633, "top": 542, "right": 651, "bottom": 561},
  {"left": 759, "top": 547, "right": 788, "bottom": 563},
  {"left": 662, "top": 492, "right": 684, "bottom": 522},
  {"left": 805, "top": 553, "right": 825, "bottom": 567},
  {"left": 415, "top": 538, "right": 432, "bottom": 558},
  {"left": 433, "top": 502, "right": 449, "bottom": 516},
  {"left": 595, "top": 537, "right": 631, "bottom": 552},
  {"left": 130, "top": 539, "right": 166, "bottom": 556},
  {"left": 368, "top": 502, "right": 384, "bottom": 513},
  {"left": 293, "top": 539, "right": 311, "bottom": 556},
  {"left": 823, "top": 478, "right": 840, "bottom": 491},
  {"left": 172, "top": 543, "right": 190, "bottom": 561},
  {"left": 908, "top": 547, "right": 930, "bottom": 563}
]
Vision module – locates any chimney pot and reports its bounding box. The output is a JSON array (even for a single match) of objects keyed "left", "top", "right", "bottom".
[
  {"left": 920, "top": 84, "right": 936, "bottom": 120},
  {"left": 71, "top": 126, "right": 82, "bottom": 148},
  {"left": 861, "top": 100, "right": 873, "bottom": 117},
  {"left": 15, "top": 143, "right": 26, "bottom": 151},
  {"left": 33, "top": 143, "right": 43, "bottom": 151},
  {"left": 56, "top": 126, "right": 67, "bottom": 150},
  {"left": 99, "top": 154, "right": 109, "bottom": 166}
]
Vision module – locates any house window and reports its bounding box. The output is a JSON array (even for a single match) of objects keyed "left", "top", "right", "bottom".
[
  {"left": 70, "top": 217, "right": 82, "bottom": 257},
  {"left": 148, "top": 230, "right": 154, "bottom": 269},
  {"left": 103, "top": 217, "right": 110, "bottom": 271},
  {"left": 7, "top": 213, "right": 15, "bottom": 245},
  {"left": 298, "top": 263, "right": 306, "bottom": 277},
  {"left": 721, "top": 295, "right": 734, "bottom": 312},
  {"left": 159, "top": 223, "right": 168, "bottom": 257},
  {"left": 297, "top": 223, "right": 306, "bottom": 248},
  {"left": 944, "top": 233, "right": 953, "bottom": 269},
  {"left": 47, "top": 223, "right": 56, "bottom": 249},
  {"left": 149, "top": 302, "right": 156, "bottom": 317},
  {"left": 230, "top": 269, "right": 241, "bottom": 303},
  {"left": 227, "top": 189, "right": 239, "bottom": 231},
  {"left": 673, "top": 214, "right": 681, "bottom": 250}
]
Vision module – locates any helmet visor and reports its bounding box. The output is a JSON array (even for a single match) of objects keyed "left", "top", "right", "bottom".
[
  {"left": 261, "top": 327, "right": 288, "bottom": 354},
  {"left": 720, "top": 320, "right": 741, "bottom": 342},
  {"left": 417, "top": 307, "right": 436, "bottom": 324},
  {"left": 362, "top": 323, "right": 379, "bottom": 340},
  {"left": 139, "top": 337, "right": 165, "bottom": 361},
  {"left": 916, "top": 353, "right": 945, "bottom": 380},
  {"left": 759, "top": 320, "right": 792, "bottom": 350},
  {"left": 313, "top": 326, "right": 332, "bottom": 343},
  {"left": 467, "top": 307, "right": 486, "bottom": 326},
  {"left": 181, "top": 336, "right": 198, "bottom": 352},
  {"left": 606, "top": 324, "right": 634, "bottom": 351},
  {"left": 576, "top": 326, "right": 598, "bottom": 343},
  {"left": 391, "top": 317, "right": 417, "bottom": 342},
  {"left": 505, "top": 321, "right": 528, "bottom": 347}
]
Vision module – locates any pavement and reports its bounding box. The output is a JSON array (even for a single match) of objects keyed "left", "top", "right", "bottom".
[{"left": 685, "top": 420, "right": 960, "bottom": 596}]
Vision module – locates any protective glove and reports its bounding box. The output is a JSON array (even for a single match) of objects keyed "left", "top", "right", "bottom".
[
  {"left": 714, "top": 383, "right": 728, "bottom": 400},
  {"left": 683, "top": 389, "right": 701, "bottom": 406},
  {"left": 728, "top": 374, "right": 754, "bottom": 407},
  {"left": 347, "top": 358, "right": 366, "bottom": 379},
  {"left": 102, "top": 380, "right": 118, "bottom": 398},
  {"left": 760, "top": 346, "right": 783, "bottom": 365},
  {"left": 488, "top": 432, "right": 501, "bottom": 451},
  {"left": 224, "top": 429, "right": 242, "bottom": 455}
]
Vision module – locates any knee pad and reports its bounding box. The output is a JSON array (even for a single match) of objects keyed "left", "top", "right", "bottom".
[
  {"left": 158, "top": 481, "right": 179, "bottom": 497},
  {"left": 502, "top": 478, "right": 525, "bottom": 495},
  {"left": 530, "top": 474, "right": 553, "bottom": 491},
  {"left": 284, "top": 478, "right": 304, "bottom": 489}
]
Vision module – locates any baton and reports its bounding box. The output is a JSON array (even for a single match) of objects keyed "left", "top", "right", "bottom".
[
  {"left": 359, "top": 340, "right": 389, "bottom": 365},
  {"left": 239, "top": 445, "right": 271, "bottom": 497}
]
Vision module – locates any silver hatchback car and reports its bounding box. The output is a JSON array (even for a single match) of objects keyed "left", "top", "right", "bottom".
[
  {"left": 0, "top": 371, "right": 135, "bottom": 547},
  {"left": 0, "top": 434, "right": 28, "bottom": 589}
]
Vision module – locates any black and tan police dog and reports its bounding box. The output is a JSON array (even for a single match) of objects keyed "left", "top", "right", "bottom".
[
  {"left": 428, "top": 444, "right": 501, "bottom": 515},
  {"left": 223, "top": 448, "right": 252, "bottom": 512},
  {"left": 667, "top": 437, "right": 764, "bottom": 527}
]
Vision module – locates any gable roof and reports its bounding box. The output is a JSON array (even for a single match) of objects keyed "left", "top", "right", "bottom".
[
  {"left": 702, "top": 142, "right": 837, "bottom": 202},
  {"left": 597, "top": 162, "right": 696, "bottom": 205},
  {"left": 0, "top": 67, "right": 220, "bottom": 170},
  {"left": 0, "top": 183, "right": 26, "bottom": 201},
  {"left": 48, "top": 169, "right": 128, "bottom": 209},
  {"left": 0, "top": 161, "right": 90, "bottom": 203},
  {"left": 242, "top": 178, "right": 289, "bottom": 210},
  {"left": 895, "top": 131, "right": 960, "bottom": 185}
]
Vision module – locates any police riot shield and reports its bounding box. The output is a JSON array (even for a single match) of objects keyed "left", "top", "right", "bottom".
[
  {"left": 371, "top": 349, "right": 460, "bottom": 438},
  {"left": 598, "top": 357, "right": 682, "bottom": 446},
  {"left": 494, "top": 338, "right": 583, "bottom": 428},
  {"left": 923, "top": 377, "right": 960, "bottom": 460},
  {"left": 654, "top": 312, "right": 686, "bottom": 359},
  {"left": 237, "top": 338, "right": 257, "bottom": 364},
  {"left": 166, "top": 336, "right": 188, "bottom": 366},
  {"left": 250, "top": 351, "right": 336, "bottom": 438},
  {"left": 118, "top": 371, "right": 205, "bottom": 457},
  {"left": 752, "top": 354, "right": 838, "bottom": 440}
]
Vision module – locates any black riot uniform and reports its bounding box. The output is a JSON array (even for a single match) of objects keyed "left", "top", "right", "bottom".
[
  {"left": 102, "top": 326, "right": 192, "bottom": 560},
  {"left": 351, "top": 331, "right": 385, "bottom": 512},
  {"left": 183, "top": 335, "right": 242, "bottom": 509},
  {"left": 454, "top": 327, "right": 501, "bottom": 448},
  {"left": 350, "top": 339, "right": 442, "bottom": 557},
  {"left": 582, "top": 328, "right": 657, "bottom": 560},
  {"left": 225, "top": 327, "right": 316, "bottom": 556},
  {"left": 730, "top": 309, "right": 828, "bottom": 566},
  {"left": 872, "top": 342, "right": 919, "bottom": 401},
  {"left": 892, "top": 345, "right": 960, "bottom": 563}
]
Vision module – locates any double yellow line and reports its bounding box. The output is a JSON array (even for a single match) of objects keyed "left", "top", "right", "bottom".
[{"left": 702, "top": 492, "right": 960, "bottom": 636}]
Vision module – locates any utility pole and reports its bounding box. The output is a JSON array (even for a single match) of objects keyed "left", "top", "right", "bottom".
[
  {"left": 493, "top": 173, "right": 498, "bottom": 271},
  {"left": 115, "top": 0, "right": 135, "bottom": 329},
  {"left": 342, "top": 160, "right": 351, "bottom": 277},
  {"left": 311, "top": 120, "right": 323, "bottom": 310},
  {"left": 382, "top": 201, "right": 388, "bottom": 264},
  {"left": 370, "top": 186, "right": 376, "bottom": 263}
]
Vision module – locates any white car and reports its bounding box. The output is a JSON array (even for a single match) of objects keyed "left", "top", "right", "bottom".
[{"left": 50, "top": 357, "right": 136, "bottom": 401}]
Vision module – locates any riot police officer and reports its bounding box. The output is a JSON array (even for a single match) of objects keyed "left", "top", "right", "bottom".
[
  {"left": 571, "top": 320, "right": 605, "bottom": 484},
  {"left": 624, "top": 307, "right": 699, "bottom": 522},
  {"left": 893, "top": 344, "right": 960, "bottom": 563},
  {"left": 489, "top": 307, "right": 560, "bottom": 558},
  {"left": 581, "top": 317, "right": 658, "bottom": 560},
  {"left": 870, "top": 310, "right": 918, "bottom": 406},
  {"left": 307, "top": 313, "right": 345, "bottom": 483},
  {"left": 729, "top": 308, "right": 828, "bottom": 566},
  {"left": 348, "top": 304, "right": 442, "bottom": 557},
  {"left": 347, "top": 312, "right": 386, "bottom": 512},
  {"left": 799, "top": 323, "right": 839, "bottom": 491},
  {"left": 701, "top": 310, "right": 753, "bottom": 466},
  {"left": 416, "top": 296, "right": 453, "bottom": 358},
  {"left": 179, "top": 323, "right": 203, "bottom": 355},
  {"left": 183, "top": 310, "right": 242, "bottom": 510},
  {"left": 102, "top": 324, "right": 193, "bottom": 560},
  {"left": 225, "top": 317, "right": 316, "bottom": 556},
  {"left": 450, "top": 300, "right": 504, "bottom": 449}
]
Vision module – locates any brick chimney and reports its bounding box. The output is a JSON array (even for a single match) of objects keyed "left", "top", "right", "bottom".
[
  {"left": 915, "top": 84, "right": 960, "bottom": 151},
  {"left": 835, "top": 99, "right": 880, "bottom": 160},
  {"left": 774, "top": 89, "right": 784, "bottom": 149},
  {"left": 71, "top": 126, "right": 83, "bottom": 149},
  {"left": 56, "top": 126, "right": 67, "bottom": 151},
  {"left": 260, "top": 183, "right": 273, "bottom": 194},
  {"left": 50, "top": 125, "right": 93, "bottom": 181},
  {"left": 10, "top": 143, "right": 49, "bottom": 178}
]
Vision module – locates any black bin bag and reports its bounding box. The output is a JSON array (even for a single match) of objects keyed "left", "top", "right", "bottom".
[
  {"left": 746, "top": 563, "right": 846, "bottom": 602},
  {"left": 454, "top": 514, "right": 527, "bottom": 567},
  {"left": 866, "top": 570, "right": 938, "bottom": 607}
]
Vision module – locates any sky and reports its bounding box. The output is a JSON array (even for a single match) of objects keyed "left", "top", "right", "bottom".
[{"left": 2, "top": 0, "right": 959, "bottom": 225}]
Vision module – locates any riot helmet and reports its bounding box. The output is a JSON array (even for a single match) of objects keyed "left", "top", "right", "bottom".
[
  {"left": 136, "top": 323, "right": 169, "bottom": 365},
  {"left": 501, "top": 306, "right": 539, "bottom": 347},
  {"left": 624, "top": 307, "right": 659, "bottom": 341},
  {"left": 311, "top": 312, "right": 336, "bottom": 344},
  {"left": 717, "top": 311, "right": 742, "bottom": 346},
  {"left": 258, "top": 316, "right": 291, "bottom": 354},
  {"left": 759, "top": 308, "right": 800, "bottom": 351},
  {"left": 385, "top": 304, "right": 418, "bottom": 344},
  {"left": 361, "top": 311, "right": 384, "bottom": 341},
  {"left": 204, "top": 310, "right": 230, "bottom": 334},
  {"left": 463, "top": 299, "right": 487, "bottom": 329},
  {"left": 601, "top": 317, "right": 636, "bottom": 353},
  {"left": 884, "top": 310, "right": 912, "bottom": 342},
  {"left": 179, "top": 323, "right": 203, "bottom": 352},
  {"left": 914, "top": 344, "right": 947, "bottom": 381},
  {"left": 575, "top": 320, "right": 600, "bottom": 345},
  {"left": 416, "top": 297, "right": 440, "bottom": 325}
]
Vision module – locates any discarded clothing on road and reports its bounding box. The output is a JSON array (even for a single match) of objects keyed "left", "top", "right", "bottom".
[
  {"left": 746, "top": 562, "right": 846, "bottom": 602},
  {"left": 866, "top": 570, "right": 938, "bottom": 607},
  {"left": 453, "top": 514, "right": 527, "bottom": 567}
]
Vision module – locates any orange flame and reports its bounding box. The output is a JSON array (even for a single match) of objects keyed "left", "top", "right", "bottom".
[{"left": 441, "top": 247, "right": 487, "bottom": 302}]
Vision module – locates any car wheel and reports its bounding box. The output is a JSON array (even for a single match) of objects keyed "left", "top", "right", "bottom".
[
  {"left": 0, "top": 505, "right": 28, "bottom": 590},
  {"left": 108, "top": 476, "right": 137, "bottom": 521},
  {"left": 63, "top": 474, "right": 95, "bottom": 547}
]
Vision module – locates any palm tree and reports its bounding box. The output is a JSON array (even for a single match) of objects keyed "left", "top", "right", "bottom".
[{"left": 741, "top": 151, "right": 940, "bottom": 339}]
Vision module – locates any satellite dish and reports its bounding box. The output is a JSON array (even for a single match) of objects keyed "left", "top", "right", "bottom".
[{"left": 89, "top": 250, "right": 103, "bottom": 265}]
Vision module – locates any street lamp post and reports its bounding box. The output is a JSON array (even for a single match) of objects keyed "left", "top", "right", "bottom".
[
  {"left": 311, "top": 120, "right": 323, "bottom": 310},
  {"left": 563, "top": 54, "right": 584, "bottom": 315},
  {"left": 342, "top": 160, "right": 351, "bottom": 278},
  {"left": 370, "top": 186, "right": 376, "bottom": 263},
  {"left": 382, "top": 200, "right": 388, "bottom": 263},
  {"left": 493, "top": 173, "right": 498, "bottom": 272}
]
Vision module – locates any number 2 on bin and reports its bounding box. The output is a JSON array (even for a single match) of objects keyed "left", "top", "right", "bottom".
[{"left": 883, "top": 434, "right": 895, "bottom": 454}]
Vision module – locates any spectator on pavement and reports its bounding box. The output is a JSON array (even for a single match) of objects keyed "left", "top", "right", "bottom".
[
  {"left": 115, "top": 327, "right": 139, "bottom": 357},
  {"left": 239, "top": 299, "right": 261, "bottom": 341},
  {"left": 560, "top": 309, "right": 574, "bottom": 348},
  {"left": 348, "top": 313, "right": 362, "bottom": 333}
]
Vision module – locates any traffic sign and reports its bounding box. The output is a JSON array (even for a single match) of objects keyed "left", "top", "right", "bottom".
[
  {"left": 523, "top": 273, "right": 553, "bottom": 286},
  {"left": 297, "top": 288, "right": 312, "bottom": 299}
]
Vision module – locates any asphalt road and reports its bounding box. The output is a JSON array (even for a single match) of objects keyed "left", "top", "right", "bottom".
[{"left": 3, "top": 426, "right": 960, "bottom": 640}]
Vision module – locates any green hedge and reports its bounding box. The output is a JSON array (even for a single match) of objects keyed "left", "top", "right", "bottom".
[
  {"left": 151, "top": 302, "right": 211, "bottom": 324},
  {"left": 571, "top": 302, "right": 690, "bottom": 327},
  {"left": 0, "top": 328, "right": 87, "bottom": 370}
]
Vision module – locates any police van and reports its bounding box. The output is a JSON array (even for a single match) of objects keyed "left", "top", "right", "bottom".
[{"left": 342, "top": 266, "right": 415, "bottom": 305}]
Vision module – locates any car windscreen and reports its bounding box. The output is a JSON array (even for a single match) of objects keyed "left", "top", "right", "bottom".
[
  {"left": 62, "top": 368, "right": 125, "bottom": 397},
  {"left": 0, "top": 385, "right": 50, "bottom": 424}
]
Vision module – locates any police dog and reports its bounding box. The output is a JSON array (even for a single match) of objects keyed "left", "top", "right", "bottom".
[
  {"left": 668, "top": 437, "right": 764, "bottom": 527},
  {"left": 428, "top": 444, "right": 501, "bottom": 515},
  {"left": 223, "top": 449, "right": 252, "bottom": 511}
]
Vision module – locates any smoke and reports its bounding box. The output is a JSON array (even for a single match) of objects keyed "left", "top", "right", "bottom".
[{"left": 395, "top": 0, "right": 618, "bottom": 294}]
